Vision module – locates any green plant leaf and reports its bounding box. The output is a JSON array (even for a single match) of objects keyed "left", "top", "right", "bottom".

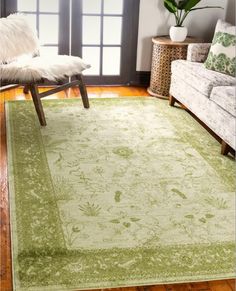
[
  {"left": 182, "top": 0, "right": 201, "bottom": 11},
  {"left": 164, "top": 0, "right": 178, "bottom": 13},
  {"left": 190, "top": 6, "right": 223, "bottom": 12},
  {"left": 177, "top": 0, "right": 189, "bottom": 9}
]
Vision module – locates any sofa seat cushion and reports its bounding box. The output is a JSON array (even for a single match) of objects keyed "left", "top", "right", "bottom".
[
  {"left": 171, "top": 60, "right": 236, "bottom": 97},
  {"left": 210, "top": 86, "right": 236, "bottom": 117}
]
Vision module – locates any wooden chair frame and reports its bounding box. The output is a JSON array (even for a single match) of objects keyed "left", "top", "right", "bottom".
[
  {"left": 22, "top": 74, "right": 89, "bottom": 126},
  {"left": 1, "top": 15, "right": 90, "bottom": 127}
]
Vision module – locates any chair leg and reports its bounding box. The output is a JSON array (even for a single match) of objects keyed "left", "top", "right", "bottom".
[
  {"left": 23, "top": 85, "right": 29, "bottom": 94},
  {"left": 169, "top": 95, "right": 176, "bottom": 106},
  {"left": 221, "top": 140, "right": 230, "bottom": 155},
  {"left": 76, "top": 75, "right": 90, "bottom": 109},
  {"left": 64, "top": 88, "right": 69, "bottom": 98},
  {"left": 29, "top": 84, "right": 47, "bottom": 126}
]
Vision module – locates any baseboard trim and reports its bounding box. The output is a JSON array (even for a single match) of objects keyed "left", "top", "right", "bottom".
[
  {"left": 0, "top": 73, "right": 151, "bottom": 91},
  {"left": 129, "top": 71, "right": 151, "bottom": 87},
  {"left": 0, "top": 84, "right": 19, "bottom": 92}
]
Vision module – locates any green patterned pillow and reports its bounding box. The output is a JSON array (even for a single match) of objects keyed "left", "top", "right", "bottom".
[{"left": 205, "top": 20, "right": 236, "bottom": 77}]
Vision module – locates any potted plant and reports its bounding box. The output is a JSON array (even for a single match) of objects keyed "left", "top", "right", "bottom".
[{"left": 164, "top": 0, "right": 223, "bottom": 42}]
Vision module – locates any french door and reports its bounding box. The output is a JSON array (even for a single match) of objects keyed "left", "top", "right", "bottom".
[
  {"left": 72, "top": 0, "right": 138, "bottom": 85},
  {"left": 5, "top": 0, "right": 139, "bottom": 85}
]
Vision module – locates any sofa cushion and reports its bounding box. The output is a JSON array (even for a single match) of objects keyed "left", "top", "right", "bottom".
[
  {"left": 171, "top": 60, "right": 236, "bottom": 97},
  {"left": 204, "top": 20, "right": 236, "bottom": 77},
  {"left": 210, "top": 86, "right": 236, "bottom": 117},
  {"left": 187, "top": 43, "right": 211, "bottom": 63}
]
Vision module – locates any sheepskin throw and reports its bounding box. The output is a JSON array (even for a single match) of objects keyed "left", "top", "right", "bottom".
[
  {"left": 0, "top": 14, "right": 91, "bottom": 82},
  {"left": 0, "top": 14, "right": 39, "bottom": 63},
  {"left": 1, "top": 55, "right": 91, "bottom": 82}
]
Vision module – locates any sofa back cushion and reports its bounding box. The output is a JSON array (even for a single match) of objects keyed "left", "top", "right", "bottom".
[{"left": 204, "top": 19, "right": 236, "bottom": 77}]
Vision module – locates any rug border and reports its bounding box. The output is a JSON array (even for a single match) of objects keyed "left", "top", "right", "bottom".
[
  {"left": 5, "top": 101, "right": 21, "bottom": 291},
  {"left": 8, "top": 275, "right": 236, "bottom": 291}
]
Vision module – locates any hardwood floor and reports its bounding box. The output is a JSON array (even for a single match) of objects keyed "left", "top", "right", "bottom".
[{"left": 0, "top": 86, "right": 235, "bottom": 291}]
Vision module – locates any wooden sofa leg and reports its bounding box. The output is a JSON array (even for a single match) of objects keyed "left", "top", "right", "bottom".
[
  {"left": 169, "top": 95, "right": 176, "bottom": 106},
  {"left": 221, "top": 140, "right": 230, "bottom": 155},
  {"left": 23, "top": 85, "right": 29, "bottom": 94},
  {"left": 29, "top": 84, "right": 47, "bottom": 126},
  {"left": 76, "top": 75, "right": 90, "bottom": 109}
]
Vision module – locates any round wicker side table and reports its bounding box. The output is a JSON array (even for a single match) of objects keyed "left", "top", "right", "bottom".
[{"left": 147, "top": 36, "right": 201, "bottom": 99}]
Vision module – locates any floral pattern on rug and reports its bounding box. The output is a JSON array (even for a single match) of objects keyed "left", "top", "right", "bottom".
[{"left": 6, "top": 98, "right": 235, "bottom": 291}]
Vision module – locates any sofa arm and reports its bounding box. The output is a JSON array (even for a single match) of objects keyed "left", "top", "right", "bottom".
[{"left": 187, "top": 43, "right": 211, "bottom": 63}]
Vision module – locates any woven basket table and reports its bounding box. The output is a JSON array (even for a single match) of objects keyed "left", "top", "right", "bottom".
[{"left": 147, "top": 36, "right": 201, "bottom": 99}]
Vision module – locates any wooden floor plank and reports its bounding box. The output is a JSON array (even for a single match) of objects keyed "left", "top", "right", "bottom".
[
  {"left": 208, "top": 280, "right": 233, "bottom": 291},
  {"left": 0, "top": 86, "right": 234, "bottom": 291},
  {"left": 0, "top": 86, "right": 13, "bottom": 291},
  {"left": 188, "top": 281, "right": 210, "bottom": 291},
  {"left": 144, "top": 285, "right": 166, "bottom": 291},
  {"left": 227, "top": 280, "right": 235, "bottom": 291},
  {"left": 165, "top": 283, "right": 192, "bottom": 291}
]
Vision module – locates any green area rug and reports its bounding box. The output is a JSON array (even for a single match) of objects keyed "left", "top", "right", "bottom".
[{"left": 6, "top": 98, "right": 235, "bottom": 291}]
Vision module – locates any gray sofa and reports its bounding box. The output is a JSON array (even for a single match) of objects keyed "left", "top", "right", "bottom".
[{"left": 169, "top": 43, "right": 236, "bottom": 155}]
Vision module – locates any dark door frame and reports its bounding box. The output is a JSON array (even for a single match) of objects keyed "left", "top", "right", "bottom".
[{"left": 71, "top": 0, "right": 140, "bottom": 85}]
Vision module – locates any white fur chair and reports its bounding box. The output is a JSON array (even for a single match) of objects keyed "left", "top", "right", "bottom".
[{"left": 0, "top": 14, "right": 91, "bottom": 126}]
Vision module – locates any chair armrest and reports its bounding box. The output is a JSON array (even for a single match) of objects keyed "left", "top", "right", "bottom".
[{"left": 187, "top": 43, "right": 211, "bottom": 63}]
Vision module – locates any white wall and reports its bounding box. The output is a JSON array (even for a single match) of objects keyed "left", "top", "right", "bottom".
[
  {"left": 136, "top": 0, "right": 234, "bottom": 71},
  {"left": 226, "top": 0, "right": 235, "bottom": 25}
]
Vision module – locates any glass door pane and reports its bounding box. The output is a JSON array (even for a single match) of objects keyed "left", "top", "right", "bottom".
[
  {"left": 82, "top": 47, "right": 101, "bottom": 75},
  {"left": 103, "top": 0, "right": 123, "bottom": 14},
  {"left": 83, "top": 0, "right": 101, "bottom": 14},
  {"left": 103, "top": 17, "right": 122, "bottom": 45},
  {"left": 39, "top": 0, "right": 59, "bottom": 12},
  {"left": 16, "top": 0, "right": 60, "bottom": 55},
  {"left": 82, "top": 16, "right": 101, "bottom": 45},
  {"left": 81, "top": 0, "right": 123, "bottom": 78},
  {"left": 17, "top": 0, "right": 37, "bottom": 12},
  {"left": 39, "top": 15, "right": 59, "bottom": 45},
  {"left": 102, "top": 47, "right": 121, "bottom": 75}
]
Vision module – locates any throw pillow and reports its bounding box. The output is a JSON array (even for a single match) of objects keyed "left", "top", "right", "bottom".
[{"left": 204, "top": 19, "right": 236, "bottom": 77}]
